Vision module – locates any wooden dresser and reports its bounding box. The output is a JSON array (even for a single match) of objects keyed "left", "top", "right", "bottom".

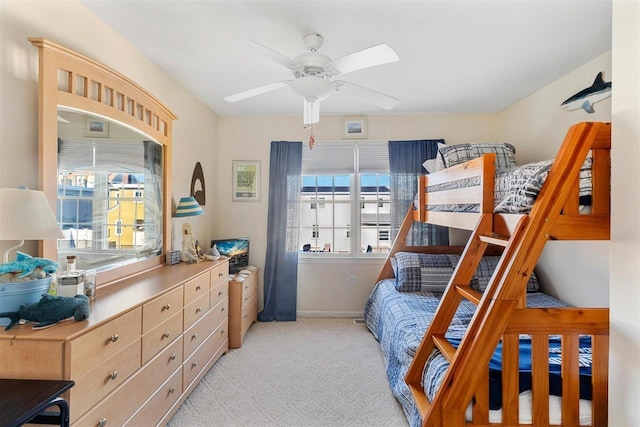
[
  {"left": 228, "top": 268, "right": 259, "bottom": 348},
  {"left": 0, "top": 259, "right": 229, "bottom": 426}
]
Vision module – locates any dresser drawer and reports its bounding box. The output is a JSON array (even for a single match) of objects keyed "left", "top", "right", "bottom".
[
  {"left": 210, "top": 278, "right": 228, "bottom": 308},
  {"left": 141, "top": 312, "right": 183, "bottom": 363},
  {"left": 184, "top": 291, "right": 210, "bottom": 330},
  {"left": 210, "top": 297, "right": 228, "bottom": 331},
  {"left": 73, "top": 337, "right": 183, "bottom": 427},
  {"left": 183, "top": 318, "right": 228, "bottom": 390},
  {"left": 70, "top": 338, "right": 141, "bottom": 421},
  {"left": 184, "top": 271, "right": 210, "bottom": 306},
  {"left": 241, "top": 274, "right": 258, "bottom": 300},
  {"left": 210, "top": 261, "right": 228, "bottom": 286},
  {"left": 68, "top": 307, "right": 142, "bottom": 378},
  {"left": 184, "top": 297, "right": 227, "bottom": 359},
  {"left": 142, "top": 287, "right": 183, "bottom": 335},
  {"left": 241, "top": 292, "right": 258, "bottom": 333},
  {"left": 125, "top": 368, "right": 182, "bottom": 426}
]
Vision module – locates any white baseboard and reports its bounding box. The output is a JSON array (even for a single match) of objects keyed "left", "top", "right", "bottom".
[{"left": 297, "top": 310, "right": 364, "bottom": 318}]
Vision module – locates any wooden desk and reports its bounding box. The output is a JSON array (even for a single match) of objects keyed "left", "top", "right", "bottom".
[{"left": 0, "top": 379, "right": 74, "bottom": 427}]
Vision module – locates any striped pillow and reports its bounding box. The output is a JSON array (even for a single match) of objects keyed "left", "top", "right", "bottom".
[
  {"left": 438, "top": 143, "right": 517, "bottom": 171},
  {"left": 392, "top": 252, "right": 477, "bottom": 292}
]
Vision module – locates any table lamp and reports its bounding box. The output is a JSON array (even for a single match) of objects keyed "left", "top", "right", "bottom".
[
  {"left": 0, "top": 187, "right": 64, "bottom": 263},
  {"left": 173, "top": 196, "right": 205, "bottom": 261}
]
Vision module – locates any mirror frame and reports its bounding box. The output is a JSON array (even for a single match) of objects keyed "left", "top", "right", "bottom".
[{"left": 30, "top": 38, "right": 176, "bottom": 286}]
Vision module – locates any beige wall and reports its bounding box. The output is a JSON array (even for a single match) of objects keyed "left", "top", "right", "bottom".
[
  {"left": 497, "top": 52, "right": 612, "bottom": 307},
  {"left": 609, "top": 1, "right": 640, "bottom": 424},
  {"left": 0, "top": 0, "right": 220, "bottom": 258},
  {"left": 218, "top": 113, "right": 499, "bottom": 315}
]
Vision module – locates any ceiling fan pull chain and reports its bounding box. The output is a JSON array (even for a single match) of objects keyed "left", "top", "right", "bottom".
[{"left": 308, "top": 125, "right": 315, "bottom": 150}]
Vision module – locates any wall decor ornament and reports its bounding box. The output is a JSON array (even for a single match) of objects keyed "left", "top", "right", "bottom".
[
  {"left": 190, "top": 162, "right": 206, "bottom": 205},
  {"left": 342, "top": 116, "right": 368, "bottom": 139},
  {"left": 85, "top": 117, "right": 109, "bottom": 137},
  {"left": 560, "top": 71, "right": 611, "bottom": 113},
  {"left": 232, "top": 160, "right": 260, "bottom": 202}
]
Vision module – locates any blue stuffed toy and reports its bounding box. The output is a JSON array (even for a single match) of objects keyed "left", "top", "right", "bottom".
[
  {"left": 0, "top": 251, "right": 59, "bottom": 278},
  {"left": 0, "top": 294, "right": 90, "bottom": 330}
]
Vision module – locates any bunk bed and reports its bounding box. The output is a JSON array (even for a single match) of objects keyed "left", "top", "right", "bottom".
[{"left": 366, "top": 122, "right": 610, "bottom": 427}]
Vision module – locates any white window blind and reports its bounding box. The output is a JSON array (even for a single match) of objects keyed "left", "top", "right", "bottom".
[
  {"left": 58, "top": 139, "right": 144, "bottom": 172},
  {"left": 302, "top": 141, "right": 388, "bottom": 173}
]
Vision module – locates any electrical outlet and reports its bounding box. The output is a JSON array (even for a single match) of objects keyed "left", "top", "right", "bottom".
[{"left": 348, "top": 275, "right": 356, "bottom": 286}]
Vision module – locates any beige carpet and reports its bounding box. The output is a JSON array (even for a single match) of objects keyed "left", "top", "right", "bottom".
[{"left": 167, "top": 317, "right": 407, "bottom": 427}]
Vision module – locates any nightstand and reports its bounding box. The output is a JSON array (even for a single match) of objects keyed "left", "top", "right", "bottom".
[{"left": 228, "top": 268, "right": 259, "bottom": 348}]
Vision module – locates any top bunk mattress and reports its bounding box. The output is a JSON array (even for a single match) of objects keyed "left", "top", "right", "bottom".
[{"left": 416, "top": 157, "right": 593, "bottom": 214}]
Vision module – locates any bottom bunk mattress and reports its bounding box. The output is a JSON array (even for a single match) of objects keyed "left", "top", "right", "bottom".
[{"left": 364, "top": 279, "right": 593, "bottom": 426}]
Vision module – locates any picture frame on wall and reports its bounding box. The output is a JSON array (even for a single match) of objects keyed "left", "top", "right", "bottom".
[
  {"left": 85, "top": 117, "right": 109, "bottom": 137},
  {"left": 342, "top": 116, "right": 368, "bottom": 139},
  {"left": 232, "top": 160, "right": 261, "bottom": 201}
]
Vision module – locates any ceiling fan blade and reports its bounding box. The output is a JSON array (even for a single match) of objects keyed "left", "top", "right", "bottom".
[
  {"left": 329, "top": 44, "right": 399, "bottom": 76},
  {"left": 229, "top": 38, "right": 294, "bottom": 69},
  {"left": 224, "top": 81, "right": 290, "bottom": 102},
  {"left": 338, "top": 81, "right": 399, "bottom": 110}
]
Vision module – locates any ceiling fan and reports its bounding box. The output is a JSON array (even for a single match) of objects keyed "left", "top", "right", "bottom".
[{"left": 224, "top": 34, "right": 399, "bottom": 125}]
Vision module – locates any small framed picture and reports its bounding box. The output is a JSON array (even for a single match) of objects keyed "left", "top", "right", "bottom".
[
  {"left": 342, "top": 116, "right": 368, "bottom": 139},
  {"left": 232, "top": 160, "right": 261, "bottom": 201},
  {"left": 85, "top": 117, "right": 109, "bottom": 137}
]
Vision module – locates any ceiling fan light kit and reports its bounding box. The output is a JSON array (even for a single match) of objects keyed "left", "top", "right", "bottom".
[{"left": 224, "top": 34, "right": 399, "bottom": 126}]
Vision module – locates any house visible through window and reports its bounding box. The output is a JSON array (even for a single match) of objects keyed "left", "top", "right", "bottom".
[{"left": 300, "top": 141, "right": 389, "bottom": 255}]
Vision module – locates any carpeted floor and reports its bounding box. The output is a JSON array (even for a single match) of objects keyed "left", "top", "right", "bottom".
[{"left": 167, "top": 317, "right": 407, "bottom": 427}]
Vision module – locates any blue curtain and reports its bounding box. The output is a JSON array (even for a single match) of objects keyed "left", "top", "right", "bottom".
[
  {"left": 258, "top": 141, "right": 302, "bottom": 322},
  {"left": 388, "top": 139, "right": 449, "bottom": 246}
]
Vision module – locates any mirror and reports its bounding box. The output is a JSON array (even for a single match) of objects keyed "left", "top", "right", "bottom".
[
  {"left": 31, "top": 38, "right": 176, "bottom": 286},
  {"left": 57, "top": 109, "right": 164, "bottom": 272}
]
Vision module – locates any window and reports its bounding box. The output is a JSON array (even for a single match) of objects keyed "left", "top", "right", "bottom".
[{"left": 300, "top": 141, "right": 389, "bottom": 255}]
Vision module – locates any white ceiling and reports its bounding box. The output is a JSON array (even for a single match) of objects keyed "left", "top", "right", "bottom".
[{"left": 81, "top": 0, "right": 612, "bottom": 118}]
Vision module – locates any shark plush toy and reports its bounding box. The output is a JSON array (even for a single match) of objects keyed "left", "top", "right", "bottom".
[
  {"left": 560, "top": 72, "right": 612, "bottom": 113},
  {"left": 0, "top": 294, "right": 90, "bottom": 330},
  {"left": 0, "top": 251, "right": 59, "bottom": 278}
]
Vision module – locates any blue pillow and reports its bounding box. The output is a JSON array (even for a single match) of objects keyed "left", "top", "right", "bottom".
[
  {"left": 393, "top": 252, "right": 468, "bottom": 292},
  {"left": 472, "top": 256, "right": 540, "bottom": 292}
]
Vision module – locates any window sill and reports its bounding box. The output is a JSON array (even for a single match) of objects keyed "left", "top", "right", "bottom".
[{"left": 298, "top": 254, "right": 386, "bottom": 264}]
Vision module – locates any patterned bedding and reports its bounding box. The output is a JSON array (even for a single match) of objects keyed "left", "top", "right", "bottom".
[
  {"left": 418, "top": 157, "right": 592, "bottom": 214},
  {"left": 364, "top": 279, "right": 592, "bottom": 427}
]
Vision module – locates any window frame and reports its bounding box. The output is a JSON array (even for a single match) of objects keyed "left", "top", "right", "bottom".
[{"left": 299, "top": 140, "right": 389, "bottom": 259}]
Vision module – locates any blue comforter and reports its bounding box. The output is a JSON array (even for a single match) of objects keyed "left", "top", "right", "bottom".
[{"left": 364, "top": 279, "right": 589, "bottom": 427}]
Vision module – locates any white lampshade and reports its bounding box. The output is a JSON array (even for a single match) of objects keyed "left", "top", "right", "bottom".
[
  {"left": 0, "top": 187, "right": 64, "bottom": 262},
  {"left": 289, "top": 76, "right": 334, "bottom": 102}
]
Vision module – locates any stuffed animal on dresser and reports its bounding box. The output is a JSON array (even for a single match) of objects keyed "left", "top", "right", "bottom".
[{"left": 0, "top": 294, "right": 90, "bottom": 330}]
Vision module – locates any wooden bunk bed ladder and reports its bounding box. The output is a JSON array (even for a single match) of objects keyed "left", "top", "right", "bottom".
[{"left": 404, "top": 122, "right": 611, "bottom": 427}]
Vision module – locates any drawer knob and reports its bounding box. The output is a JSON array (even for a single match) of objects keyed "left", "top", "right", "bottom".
[
  {"left": 221, "top": 307, "right": 225, "bottom": 313},
  {"left": 169, "top": 386, "right": 176, "bottom": 394},
  {"left": 218, "top": 291, "right": 223, "bottom": 296},
  {"left": 196, "top": 307, "right": 202, "bottom": 314},
  {"left": 221, "top": 329, "right": 226, "bottom": 335},
  {"left": 218, "top": 272, "right": 224, "bottom": 277},
  {"left": 192, "top": 333, "right": 198, "bottom": 340},
  {"left": 110, "top": 334, "right": 119, "bottom": 343},
  {"left": 244, "top": 285, "right": 249, "bottom": 290},
  {"left": 98, "top": 418, "right": 107, "bottom": 427},
  {"left": 109, "top": 371, "right": 118, "bottom": 380},
  {"left": 163, "top": 331, "right": 171, "bottom": 339},
  {"left": 245, "top": 297, "right": 249, "bottom": 302},
  {"left": 196, "top": 285, "right": 201, "bottom": 291},
  {"left": 244, "top": 314, "right": 248, "bottom": 319},
  {"left": 192, "top": 361, "right": 198, "bottom": 369},
  {"left": 163, "top": 304, "right": 171, "bottom": 311},
  {"left": 170, "top": 353, "right": 177, "bottom": 361}
]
